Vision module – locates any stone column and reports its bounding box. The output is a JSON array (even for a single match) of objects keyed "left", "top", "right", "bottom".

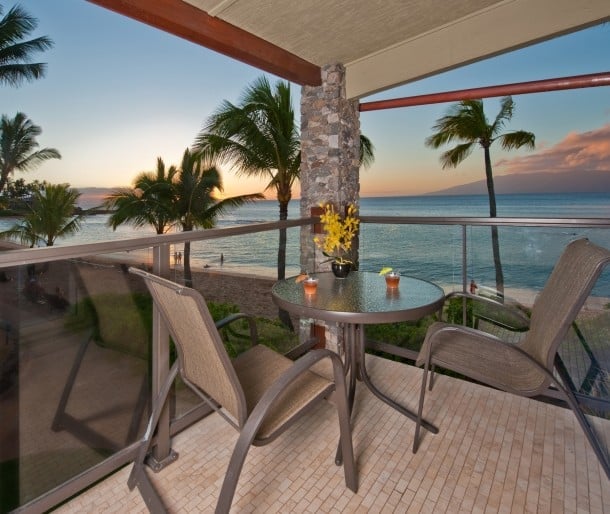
[{"left": 299, "top": 63, "right": 361, "bottom": 351}]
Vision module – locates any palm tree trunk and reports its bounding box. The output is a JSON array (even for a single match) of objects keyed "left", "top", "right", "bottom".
[
  {"left": 0, "top": 170, "right": 10, "bottom": 195},
  {"left": 183, "top": 236, "right": 193, "bottom": 288},
  {"left": 277, "top": 200, "right": 294, "bottom": 330},
  {"left": 484, "top": 147, "right": 504, "bottom": 296}
]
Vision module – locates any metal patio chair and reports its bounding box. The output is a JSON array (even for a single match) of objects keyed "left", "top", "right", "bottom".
[
  {"left": 128, "top": 268, "right": 357, "bottom": 514},
  {"left": 414, "top": 238, "right": 610, "bottom": 479}
]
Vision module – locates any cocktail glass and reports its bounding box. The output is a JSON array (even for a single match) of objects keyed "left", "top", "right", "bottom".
[
  {"left": 385, "top": 271, "right": 400, "bottom": 288},
  {"left": 303, "top": 277, "right": 319, "bottom": 295}
]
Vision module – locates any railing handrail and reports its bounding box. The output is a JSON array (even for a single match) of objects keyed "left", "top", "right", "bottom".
[
  {"left": 2, "top": 215, "right": 610, "bottom": 268},
  {"left": 360, "top": 216, "right": 610, "bottom": 227},
  {"left": 0, "top": 218, "right": 313, "bottom": 268}
]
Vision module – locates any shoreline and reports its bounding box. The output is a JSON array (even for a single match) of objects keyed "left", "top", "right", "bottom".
[{"left": 3, "top": 242, "right": 608, "bottom": 314}]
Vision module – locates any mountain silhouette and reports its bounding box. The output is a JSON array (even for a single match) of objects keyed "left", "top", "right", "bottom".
[{"left": 429, "top": 169, "right": 610, "bottom": 195}]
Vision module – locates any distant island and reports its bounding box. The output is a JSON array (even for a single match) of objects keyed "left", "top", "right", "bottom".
[
  {"left": 75, "top": 169, "right": 610, "bottom": 208},
  {"left": 429, "top": 169, "right": 610, "bottom": 195}
]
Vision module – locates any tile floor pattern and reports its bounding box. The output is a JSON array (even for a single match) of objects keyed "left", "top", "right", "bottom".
[{"left": 54, "top": 355, "right": 610, "bottom": 513}]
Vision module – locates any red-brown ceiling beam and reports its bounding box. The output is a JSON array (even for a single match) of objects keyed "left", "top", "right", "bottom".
[
  {"left": 87, "top": 0, "right": 321, "bottom": 86},
  {"left": 359, "top": 72, "right": 610, "bottom": 111}
]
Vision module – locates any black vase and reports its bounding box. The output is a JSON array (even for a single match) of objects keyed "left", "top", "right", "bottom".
[{"left": 331, "top": 261, "right": 351, "bottom": 278}]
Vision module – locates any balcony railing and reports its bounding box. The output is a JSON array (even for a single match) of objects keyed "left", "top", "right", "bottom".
[{"left": 1, "top": 215, "right": 609, "bottom": 513}]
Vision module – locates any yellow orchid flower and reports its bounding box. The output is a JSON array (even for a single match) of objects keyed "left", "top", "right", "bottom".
[{"left": 314, "top": 203, "right": 360, "bottom": 264}]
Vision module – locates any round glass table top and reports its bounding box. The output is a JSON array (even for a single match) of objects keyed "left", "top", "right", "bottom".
[{"left": 272, "top": 271, "right": 445, "bottom": 324}]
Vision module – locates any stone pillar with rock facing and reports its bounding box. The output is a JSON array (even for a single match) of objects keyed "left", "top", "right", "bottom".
[{"left": 299, "top": 63, "right": 361, "bottom": 352}]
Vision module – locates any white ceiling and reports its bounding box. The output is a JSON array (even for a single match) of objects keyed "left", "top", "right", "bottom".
[{"left": 182, "top": 0, "right": 610, "bottom": 98}]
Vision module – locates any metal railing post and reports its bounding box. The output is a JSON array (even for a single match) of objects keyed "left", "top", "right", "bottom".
[
  {"left": 149, "top": 243, "right": 177, "bottom": 468},
  {"left": 462, "top": 225, "right": 468, "bottom": 325}
]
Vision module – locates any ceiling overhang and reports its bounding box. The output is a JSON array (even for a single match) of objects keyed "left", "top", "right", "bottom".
[
  {"left": 346, "top": 0, "right": 610, "bottom": 98},
  {"left": 87, "top": 0, "right": 321, "bottom": 86},
  {"left": 88, "top": 0, "right": 610, "bottom": 99}
]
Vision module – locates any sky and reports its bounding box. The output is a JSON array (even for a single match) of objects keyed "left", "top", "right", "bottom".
[{"left": 2, "top": 1, "right": 610, "bottom": 199}]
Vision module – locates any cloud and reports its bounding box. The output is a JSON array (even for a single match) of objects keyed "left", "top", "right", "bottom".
[{"left": 495, "top": 124, "right": 610, "bottom": 173}]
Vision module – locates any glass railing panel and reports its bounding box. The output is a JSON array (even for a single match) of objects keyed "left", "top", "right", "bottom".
[
  {"left": 166, "top": 229, "right": 303, "bottom": 370},
  {"left": 0, "top": 255, "right": 153, "bottom": 511},
  {"left": 175, "top": 227, "right": 302, "bottom": 279},
  {"left": 464, "top": 226, "right": 610, "bottom": 300},
  {"left": 359, "top": 223, "right": 464, "bottom": 288},
  {"left": 359, "top": 223, "right": 464, "bottom": 358},
  {"left": 2, "top": 219, "right": 608, "bottom": 511}
]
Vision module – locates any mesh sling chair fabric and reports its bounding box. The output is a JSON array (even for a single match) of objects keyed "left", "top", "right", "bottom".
[
  {"left": 413, "top": 238, "right": 610, "bottom": 479},
  {"left": 127, "top": 268, "right": 357, "bottom": 513}
]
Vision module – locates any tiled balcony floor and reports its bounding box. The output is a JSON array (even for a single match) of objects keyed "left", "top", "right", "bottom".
[{"left": 54, "top": 355, "right": 610, "bottom": 513}]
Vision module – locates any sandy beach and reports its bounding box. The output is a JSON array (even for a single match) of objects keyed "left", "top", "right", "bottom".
[
  {"left": 2, "top": 240, "right": 608, "bottom": 320},
  {"left": 0, "top": 242, "right": 281, "bottom": 322}
]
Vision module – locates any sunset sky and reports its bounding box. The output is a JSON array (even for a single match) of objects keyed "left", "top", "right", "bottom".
[{"left": 2, "top": 1, "right": 609, "bottom": 198}]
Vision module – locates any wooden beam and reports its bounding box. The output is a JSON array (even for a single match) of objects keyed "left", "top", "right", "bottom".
[
  {"left": 360, "top": 72, "right": 610, "bottom": 112},
  {"left": 87, "top": 0, "right": 321, "bottom": 86}
]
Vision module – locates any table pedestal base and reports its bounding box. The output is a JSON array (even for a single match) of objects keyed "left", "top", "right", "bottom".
[{"left": 335, "top": 323, "right": 438, "bottom": 465}]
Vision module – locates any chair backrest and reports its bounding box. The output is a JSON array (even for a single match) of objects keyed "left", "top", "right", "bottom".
[
  {"left": 520, "top": 239, "right": 610, "bottom": 370},
  {"left": 129, "top": 268, "right": 248, "bottom": 426}
]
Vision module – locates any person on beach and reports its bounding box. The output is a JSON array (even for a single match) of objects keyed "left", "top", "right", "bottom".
[
  {"left": 221, "top": 253, "right": 224, "bottom": 266},
  {"left": 470, "top": 279, "right": 478, "bottom": 294}
]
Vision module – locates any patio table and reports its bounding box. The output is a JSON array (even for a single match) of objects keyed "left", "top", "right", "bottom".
[{"left": 271, "top": 271, "right": 445, "bottom": 461}]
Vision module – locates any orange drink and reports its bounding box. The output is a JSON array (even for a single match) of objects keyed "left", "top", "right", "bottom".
[
  {"left": 303, "top": 277, "right": 318, "bottom": 294},
  {"left": 385, "top": 271, "right": 400, "bottom": 288}
]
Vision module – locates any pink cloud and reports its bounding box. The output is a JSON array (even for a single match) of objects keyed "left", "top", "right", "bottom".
[{"left": 495, "top": 124, "right": 610, "bottom": 173}]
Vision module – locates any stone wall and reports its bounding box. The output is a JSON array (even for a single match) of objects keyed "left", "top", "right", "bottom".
[
  {"left": 300, "top": 62, "right": 361, "bottom": 275},
  {"left": 299, "top": 62, "right": 361, "bottom": 350},
  {"left": 190, "top": 270, "right": 279, "bottom": 319}
]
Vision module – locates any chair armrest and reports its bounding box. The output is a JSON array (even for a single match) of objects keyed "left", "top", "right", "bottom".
[
  {"left": 283, "top": 337, "right": 320, "bottom": 360},
  {"left": 215, "top": 313, "right": 258, "bottom": 345},
  {"left": 443, "top": 291, "right": 530, "bottom": 332},
  {"left": 419, "top": 322, "right": 553, "bottom": 397},
  {"left": 245, "top": 349, "right": 346, "bottom": 432}
]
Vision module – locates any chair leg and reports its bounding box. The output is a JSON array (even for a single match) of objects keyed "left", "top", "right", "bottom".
[
  {"left": 413, "top": 359, "right": 431, "bottom": 454},
  {"left": 553, "top": 362, "right": 610, "bottom": 480},
  {"left": 215, "top": 423, "right": 258, "bottom": 514},
  {"left": 128, "top": 362, "right": 179, "bottom": 492},
  {"left": 134, "top": 471, "right": 168, "bottom": 514}
]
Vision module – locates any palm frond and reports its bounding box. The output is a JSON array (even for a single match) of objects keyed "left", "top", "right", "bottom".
[
  {"left": 440, "top": 142, "right": 475, "bottom": 169},
  {"left": 0, "top": 5, "right": 53, "bottom": 87},
  {"left": 0, "top": 112, "right": 60, "bottom": 193},
  {"left": 499, "top": 130, "right": 536, "bottom": 151},
  {"left": 490, "top": 96, "right": 515, "bottom": 137},
  {"left": 360, "top": 134, "right": 375, "bottom": 169}
]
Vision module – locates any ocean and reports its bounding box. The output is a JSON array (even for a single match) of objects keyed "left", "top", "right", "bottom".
[{"left": 2, "top": 193, "right": 610, "bottom": 296}]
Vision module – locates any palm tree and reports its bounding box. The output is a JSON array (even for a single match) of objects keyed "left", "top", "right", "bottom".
[
  {"left": 425, "top": 96, "right": 535, "bottom": 295},
  {"left": 174, "top": 148, "right": 263, "bottom": 286},
  {"left": 0, "top": 183, "right": 82, "bottom": 247},
  {"left": 194, "top": 76, "right": 374, "bottom": 326},
  {"left": 105, "top": 157, "right": 177, "bottom": 235},
  {"left": 0, "top": 112, "right": 61, "bottom": 194},
  {"left": 0, "top": 4, "right": 53, "bottom": 87},
  {"left": 194, "top": 77, "right": 298, "bottom": 285}
]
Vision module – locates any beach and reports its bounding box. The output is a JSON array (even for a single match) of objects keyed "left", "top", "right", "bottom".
[
  {"left": 3, "top": 193, "right": 610, "bottom": 297},
  {"left": 3, "top": 238, "right": 609, "bottom": 323},
  {"left": 0, "top": 242, "right": 281, "bottom": 323}
]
